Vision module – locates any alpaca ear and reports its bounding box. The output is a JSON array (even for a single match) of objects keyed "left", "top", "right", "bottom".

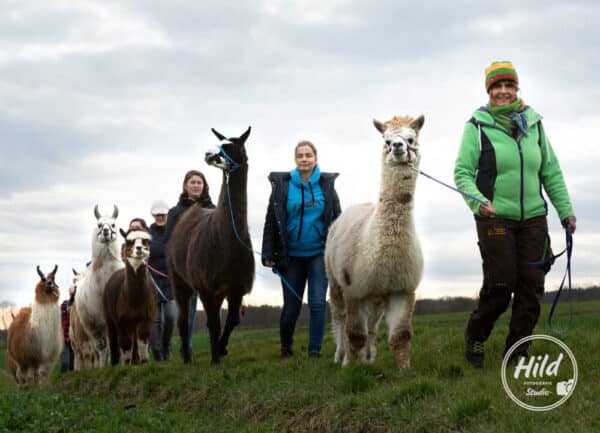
[
  {"left": 410, "top": 115, "right": 425, "bottom": 132},
  {"left": 112, "top": 205, "right": 119, "bottom": 219},
  {"left": 239, "top": 126, "right": 251, "bottom": 143},
  {"left": 211, "top": 128, "right": 226, "bottom": 141},
  {"left": 373, "top": 119, "right": 385, "bottom": 133},
  {"left": 120, "top": 228, "right": 128, "bottom": 239},
  {"left": 94, "top": 204, "right": 101, "bottom": 220}
]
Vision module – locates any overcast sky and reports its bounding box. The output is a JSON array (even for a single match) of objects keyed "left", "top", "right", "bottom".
[{"left": 1, "top": 0, "right": 599, "bottom": 308}]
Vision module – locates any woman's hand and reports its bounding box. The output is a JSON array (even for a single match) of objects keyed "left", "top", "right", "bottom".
[
  {"left": 479, "top": 202, "right": 497, "bottom": 217},
  {"left": 564, "top": 216, "right": 577, "bottom": 234},
  {"left": 263, "top": 260, "right": 275, "bottom": 268}
]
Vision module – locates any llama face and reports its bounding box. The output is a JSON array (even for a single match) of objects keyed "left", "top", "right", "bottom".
[
  {"left": 123, "top": 230, "right": 151, "bottom": 271},
  {"left": 36, "top": 265, "right": 60, "bottom": 299},
  {"left": 374, "top": 115, "right": 425, "bottom": 167},
  {"left": 205, "top": 126, "right": 251, "bottom": 171},
  {"left": 93, "top": 205, "right": 119, "bottom": 243}
]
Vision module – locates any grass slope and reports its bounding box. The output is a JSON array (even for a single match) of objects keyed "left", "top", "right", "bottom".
[{"left": 1, "top": 301, "right": 599, "bottom": 433}]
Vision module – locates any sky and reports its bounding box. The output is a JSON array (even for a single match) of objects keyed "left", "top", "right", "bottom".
[{"left": 1, "top": 0, "right": 599, "bottom": 308}]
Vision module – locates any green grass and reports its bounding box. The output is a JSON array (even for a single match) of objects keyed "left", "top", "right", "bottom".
[{"left": 1, "top": 301, "right": 599, "bottom": 432}]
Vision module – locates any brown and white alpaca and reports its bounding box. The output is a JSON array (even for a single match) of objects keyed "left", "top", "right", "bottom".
[
  {"left": 6, "top": 265, "right": 63, "bottom": 385},
  {"left": 74, "top": 205, "right": 123, "bottom": 368},
  {"left": 68, "top": 269, "right": 95, "bottom": 370},
  {"left": 325, "top": 115, "right": 425, "bottom": 369},
  {"left": 103, "top": 228, "right": 157, "bottom": 365}
]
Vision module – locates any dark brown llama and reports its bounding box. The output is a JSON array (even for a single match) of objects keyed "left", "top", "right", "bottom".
[
  {"left": 168, "top": 126, "right": 255, "bottom": 364},
  {"left": 103, "top": 228, "right": 157, "bottom": 365},
  {"left": 7, "top": 265, "right": 62, "bottom": 385}
]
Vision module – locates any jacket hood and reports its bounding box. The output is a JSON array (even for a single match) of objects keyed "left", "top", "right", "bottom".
[{"left": 290, "top": 164, "right": 321, "bottom": 187}]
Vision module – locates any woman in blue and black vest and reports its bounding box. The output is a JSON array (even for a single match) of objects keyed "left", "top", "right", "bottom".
[{"left": 262, "top": 141, "right": 341, "bottom": 358}]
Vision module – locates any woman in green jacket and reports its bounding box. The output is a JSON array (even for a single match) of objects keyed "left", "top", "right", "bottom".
[{"left": 454, "top": 61, "right": 576, "bottom": 368}]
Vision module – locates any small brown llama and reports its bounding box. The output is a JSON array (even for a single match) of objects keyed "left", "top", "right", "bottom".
[{"left": 6, "top": 265, "right": 63, "bottom": 385}]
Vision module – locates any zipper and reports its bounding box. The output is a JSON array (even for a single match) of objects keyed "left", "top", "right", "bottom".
[{"left": 517, "top": 136, "right": 524, "bottom": 221}]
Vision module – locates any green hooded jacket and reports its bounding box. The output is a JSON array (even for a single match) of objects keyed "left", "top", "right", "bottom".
[{"left": 454, "top": 106, "right": 573, "bottom": 221}]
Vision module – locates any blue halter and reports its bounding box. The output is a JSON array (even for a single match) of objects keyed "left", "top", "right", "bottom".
[{"left": 217, "top": 145, "right": 241, "bottom": 173}]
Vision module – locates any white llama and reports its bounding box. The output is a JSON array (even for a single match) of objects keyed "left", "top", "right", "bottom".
[
  {"left": 325, "top": 115, "right": 424, "bottom": 369},
  {"left": 74, "top": 205, "right": 123, "bottom": 368}
]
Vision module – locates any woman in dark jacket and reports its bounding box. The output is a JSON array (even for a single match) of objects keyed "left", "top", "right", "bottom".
[
  {"left": 148, "top": 200, "right": 178, "bottom": 361},
  {"left": 262, "top": 140, "right": 341, "bottom": 358},
  {"left": 165, "top": 170, "right": 215, "bottom": 354}
]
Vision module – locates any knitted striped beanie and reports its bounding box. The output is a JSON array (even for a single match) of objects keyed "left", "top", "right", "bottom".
[{"left": 485, "top": 61, "right": 518, "bottom": 92}]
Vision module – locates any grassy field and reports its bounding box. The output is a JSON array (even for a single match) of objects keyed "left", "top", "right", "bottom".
[{"left": 1, "top": 301, "right": 599, "bottom": 433}]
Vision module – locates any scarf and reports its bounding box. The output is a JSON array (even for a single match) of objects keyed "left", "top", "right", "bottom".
[{"left": 487, "top": 98, "right": 528, "bottom": 137}]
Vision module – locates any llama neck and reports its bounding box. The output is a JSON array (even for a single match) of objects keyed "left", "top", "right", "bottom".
[
  {"left": 30, "top": 301, "right": 60, "bottom": 329},
  {"left": 216, "top": 165, "right": 249, "bottom": 237},
  {"left": 376, "top": 163, "right": 418, "bottom": 232},
  {"left": 92, "top": 237, "right": 121, "bottom": 263}
]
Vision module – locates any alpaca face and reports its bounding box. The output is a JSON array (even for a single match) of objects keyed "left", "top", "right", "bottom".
[
  {"left": 205, "top": 126, "right": 251, "bottom": 171},
  {"left": 123, "top": 230, "right": 151, "bottom": 271},
  {"left": 373, "top": 115, "right": 425, "bottom": 167},
  {"left": 93, "top": 205, "right": 119, "bottom": 244}
]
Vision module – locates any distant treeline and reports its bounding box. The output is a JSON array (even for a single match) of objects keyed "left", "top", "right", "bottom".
[{"left": 228, "top": 286, "right": 600, "bottom": 329}]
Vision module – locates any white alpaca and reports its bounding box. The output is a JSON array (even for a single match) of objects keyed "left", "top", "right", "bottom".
[
  {"left": 325, "top": 115, "right": 424, "bottom": 369},
  {"left": 6, "top": 266, "right": 63, "bottom": 385},
  {"left": 74, "top": 205, "right": 123, "bottom": 368}
]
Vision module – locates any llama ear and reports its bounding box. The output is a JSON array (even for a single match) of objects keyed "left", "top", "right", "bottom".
[
  {"left": 112, "top": 205, "right": 119, "bottom": 219},
  {"left": 239, "top": 126, "right": 251, "bottom": 143},
  {"left": 94, "top": 204, "right": 101, "bottom": 220},
  {"left": 36, "top": 265, "right": 45, "bottom": 281},
  {"left": 119, "top": 228, "right": 128, "bottom": 239},
  {"left": 211, "top": 128, "right": 226, "bottom": 141},
  {"left": 410, "top": 115, "right": 425, "bottom": 132},
  {"left": 72, "top": 268, "right": 78, "bottom": 275},
  {"left": 52, "top": 264, "right": 58, "bottom": 275},
  {"left": 373, "top": 119, "right": 385, "bottom": 134}
]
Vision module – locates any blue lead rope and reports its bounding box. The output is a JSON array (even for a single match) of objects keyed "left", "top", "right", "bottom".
[
  {"left": 223, "top": 172, "right": 303, "bottom": 302},
  {"left": 412, "top": 166, "right": 574, "bottom": 333}
]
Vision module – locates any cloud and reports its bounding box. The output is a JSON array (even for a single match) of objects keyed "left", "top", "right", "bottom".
[{"left": 1, "top": 1, "right": 598, "bottom": 307}]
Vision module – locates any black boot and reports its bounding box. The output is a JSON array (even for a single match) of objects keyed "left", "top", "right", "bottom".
[{"left": 465, "top": 336, "right": 484, "bottom": 368}]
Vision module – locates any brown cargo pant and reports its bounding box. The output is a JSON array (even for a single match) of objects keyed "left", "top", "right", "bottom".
[{"left": 465, "top": 215, "right": 551, "bottom": 354}]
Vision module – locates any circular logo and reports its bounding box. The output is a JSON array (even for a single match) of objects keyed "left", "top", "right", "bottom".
[{"left": 501, "top": 334, "right": 577, "bottom": 411}]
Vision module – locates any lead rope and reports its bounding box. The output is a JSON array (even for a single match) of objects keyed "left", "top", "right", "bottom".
[
  {"left": 408, "top": 163, "right": 574, "bottom": 333},
  {"left": 223, "top": 171, "right": 303, "bottom": 302}
]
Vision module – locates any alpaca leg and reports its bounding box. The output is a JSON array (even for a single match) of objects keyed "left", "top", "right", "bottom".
[
  {"left": 219, "top": 292, "right": 242, "bottom": 356},
  {"left": 198, "top": 289, "right": 222, "bottom": 365},
  {"left": 386, "top": 292, "right": 416, "bottom": 369},
  {"left": 328, "top": 279, "right": 346, "bottom": 364},
  {"left": 107, "top": 321, "right": 120, "bottom": 366},
  {"left": 343, "top": 298, "right": 368, "bottom": 365},
  {"left": 137, "top": 323, "right": 152, "bottom": 364},
  {"left": 366, "top": 297, "right": 385, "bottom": 363}
]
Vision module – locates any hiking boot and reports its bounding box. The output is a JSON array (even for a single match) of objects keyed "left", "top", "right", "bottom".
[
  {"left": 465, "top": 337, "right": 485, "bottom": 368},
  {"left": 281, "top": 346, "right": 293, "bottom": 358}
]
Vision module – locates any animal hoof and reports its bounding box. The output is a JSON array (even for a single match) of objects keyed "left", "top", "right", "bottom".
[{"left": 218, "top": 346, "right": 228, "bottom": 357}]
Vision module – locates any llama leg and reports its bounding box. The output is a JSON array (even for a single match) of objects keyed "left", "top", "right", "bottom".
[
  {"left": 366, "top": 297, "right": 385, "bottom": 364},
  {"left": 219, "top": 292, "right": 242, "bottom": 356},
  {"left": 173, "top": 274, "right": 193, "bottom": 363},
  {"left": 118, "top": 328, "right": 134, "bottom": 366},
  {"left": 343, "top": 298, "right": 368, "bottom": 365},
  {"left": 198, "top": 289, "right": 222, "bottom": 365},
  {"left": 328, "top": 278, "right": 346, "bottom": 364},
  {"left": 386, "top": 292, "right": 416, "bottom": 369}
]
